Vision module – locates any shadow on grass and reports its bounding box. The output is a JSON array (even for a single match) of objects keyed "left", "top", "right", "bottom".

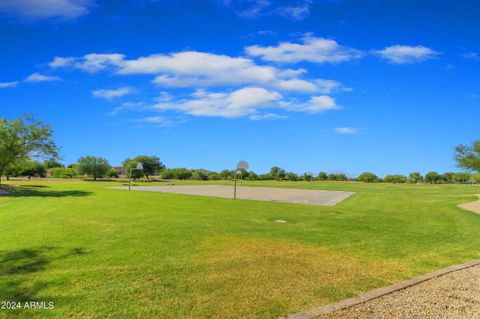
[
  {"left": 9, "top": 187, "right": 92, "bottom": 198},
  {"left": 18, "top": 185, "right": 49, "bottom": 188},
  {"left": 0, "top": 247, "right": 86, "bottom": 318}
]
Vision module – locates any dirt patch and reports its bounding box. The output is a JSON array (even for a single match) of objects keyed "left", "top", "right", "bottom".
[
  {"left": 182, "top": 236, "right": 405, "bottom": 319},
  {"left": 458, "top": 194, "right": 480, "bottom": 214}
]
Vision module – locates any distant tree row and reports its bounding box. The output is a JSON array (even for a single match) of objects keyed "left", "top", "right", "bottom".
[
  {"left": 5, "top": 159, "right": 480, "bottom": 184},
  {"left": 1, "top": 115, "right": 479, "bottom": 185}
]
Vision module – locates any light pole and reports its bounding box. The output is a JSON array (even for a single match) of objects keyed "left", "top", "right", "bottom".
[{"left": 129, "top": 162, "right": 144, "bottom": 191}]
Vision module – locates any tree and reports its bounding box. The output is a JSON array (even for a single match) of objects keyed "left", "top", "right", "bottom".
[
  {"left": 246, "top": 171, "right": 257, "bottom": 181},
  {"left": 358, "top": 172, "right": 378, "bottom": 183},
  {"left": 169, "top": 168, "right": 192, "bottom": 180},
  {"left": 473, "top": 173, "right": 480, "bottom": 183},
  {"left": 44, "top": 158, "right": 63, "bottom": 169},
  {"left": 286, "top": 172, "right": 298, "bottom": 181},
  {"left": 408, "top": 172, "right": 423, "bottom": 183},
  {"left": 442, "top": 172, "right": 455, "bottom": 183},
  {"left": 0, "top": 115, "right": 58, "bottom": 187},
  {"left": 20, "top": 162, "right": 47, "bottom": 179},
  {"left": 336, "top": 174, "right": 349, "bottom": 181},
  {"left": 317, "top": 172, "right": 328, "bottom": 181},
  {"left": 425, "top": 171, "right": 440, "bottom": 184},
  {"left": 270, "top": 166, "right": 286, "bottom": 180},
  {"left": 219, "top": 169, "right": 234, "bottom": 180},
  {"left": 123, "top": 155, "right": 164, "bottom": 181},
  {"left": 453, "top": 172, "right": 471, "bottom": 184},
  {"left": 455, "top": 140, "right": 480, "bottom": 172},
  {"left": 384, "top": 174, "right": 407, "bottom": 183},
  {"left": 107, "top": 168, "right": 120, "bottom": 178},
  {"left": 77, "top": 156, "right": 111, "bottom": 181},
  {"left": 327, "top": 173, "right": 337, "bottom": 181},
  {"left": 50, "top": 167, "right": 76, "bottom": 178}
]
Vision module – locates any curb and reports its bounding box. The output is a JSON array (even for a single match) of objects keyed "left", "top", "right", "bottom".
[{"left": 280, "top": 259, "right": 480, "bottom": 319}]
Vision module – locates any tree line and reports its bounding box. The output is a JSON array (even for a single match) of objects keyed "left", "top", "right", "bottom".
[{"left": 1, "top": 115, "right": 479, "bottom": 185}]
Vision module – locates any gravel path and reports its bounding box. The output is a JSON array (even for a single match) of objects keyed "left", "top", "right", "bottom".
[
  {"left": 459, "top": 194, "right": 480, "bottom": 214},
  {"left": 317, "top": 265, "right": 480, "bottom": 319}
]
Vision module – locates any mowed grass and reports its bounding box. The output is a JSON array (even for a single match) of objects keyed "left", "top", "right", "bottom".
[{"left": 0, "top": 180, "right": 479, "bottom": 319}]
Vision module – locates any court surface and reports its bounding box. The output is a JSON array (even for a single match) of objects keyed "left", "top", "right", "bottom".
[{"left": 112, "top": 185, "right": 355, "bottom": 206}]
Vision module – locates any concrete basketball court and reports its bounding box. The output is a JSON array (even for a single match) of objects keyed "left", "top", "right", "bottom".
[{"left": 112, "top": 185, "right": 355, "bottom": 206}]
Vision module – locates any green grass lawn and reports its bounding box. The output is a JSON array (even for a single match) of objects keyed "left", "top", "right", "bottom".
[{"left": 0, "top": 180, "right": 479, "bottom": 318}]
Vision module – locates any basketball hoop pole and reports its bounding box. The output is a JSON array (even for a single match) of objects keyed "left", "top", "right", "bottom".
[
  {"left": 233, "top": 161, "right": 249, "bottom": 200},
  {"left": 234, "top": 170, "right": 237, "bottom": 199}
]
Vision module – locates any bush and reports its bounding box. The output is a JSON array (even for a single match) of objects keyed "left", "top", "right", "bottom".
[
  {"left": 107, "top": 169, "right": 120, "bottom": 178},
  {"left": 190, "top": 171, "right": 209, "bottom": 180},
  {"left": 209, "top": 172, "right": 221, "bottom": 180},
  {"left": 472, "top": 173, "right": 480, "bottom": 183},
  {"left": 384, "top": 174, "right": 407, "bottom": 183},
  {"left": 286, "top": 172, "right": 298, "bottom": 181},
  {"left": 257, "top": 174, "right": 274, "bottom": 180},
  {"left": 358, "top": 172, "right": 379, "bottom": 183},
  {"left": 50, "top": 167, "right": 77, "bottom": 178}
]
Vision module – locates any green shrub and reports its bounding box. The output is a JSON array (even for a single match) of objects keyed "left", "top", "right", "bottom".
[
  {"left": 107, "top": 169, "right": 120, "bottom": 178},
  {"left": 50, "top": 167, "right": 77, "bottom": 178}
]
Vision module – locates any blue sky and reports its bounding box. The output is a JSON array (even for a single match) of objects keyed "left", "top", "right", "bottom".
[{"left": 1, "top": 0, "right": 479, "bottom": 176}]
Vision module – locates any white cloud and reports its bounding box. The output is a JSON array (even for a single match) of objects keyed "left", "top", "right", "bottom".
[
  {"left": 50, "top": 51, "right": 348, "bottom": 93},
  {"left": 152, "top": 87, "right": 281, "bottom": 118},
  {"left": 49, "top": 56, "right": 77, "bottom": 68},
  {"left": 237, "top": 0, "right": 271, "bottom": 18},
  {"left": 0, "top": 0, "right": 93, "bottom": 20},
  {"left": 297, "top": 95, "right": 342, "bottom": 113},
  {"left": 219, "top": 0, "right": 314, "bottom": 20},
  {"left": 0, "top": 81, "right": 19, "bottom": 88},
  {"left": 373, "top": 45, "right": 439, "bottom": 64},
  {"left": 133, "top": 116, "right": 177, "bottom": 127},
  {"left": 315, "top": 79, "right": 351, "bottom": 94},
  {"left": 275, "top": 3, "right": 311, "bottom": 20},
  {"left": 246, "top": 35, "right": 364, "bottom": 63},
  {"left": 460, "top": 52, "right": 480, "bottom": 61},
  {"left": 146, "top": 87, "right": 341, "bottom": 119},
  {"left": 249, "top": 113, "right": 287, "bottom": 121},
  {"left": 92, "top": 87, "right": 134, "bottom": 100},
  {"left": 50, "top": 53, "right": 125, "bottom": 73},
  {"left": 334, "top": 127, "right": 362, "bottom": 134},
  {"left": 25, "top": 72, "right": 60, "bottom": 82}
]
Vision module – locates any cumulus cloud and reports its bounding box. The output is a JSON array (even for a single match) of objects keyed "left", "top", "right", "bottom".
[
  {"left": 373, "top": 45, "right": 439, "bottom": 64},
  {"left": 25, "top": 73, "right": 60, "bottom": 82},
  {"left": 0, "top": 0, "right": 93, "bottom": 20},
  {"left": 296, "top": 95, "right": 341, "bottom": 113},
  {"left": 145, "top": 87, "right": 341, "bottom": 119},
  {"left": 152, "top": 87, "right": 282, "bottom": 118},
  {"left": 49, "top": 48, "right": 350, "bottom": 120},
  {"left": 0, "top": 81, "right": 19, "bottom": 88},
  {"left": 50, "top": 54, "right": 125, "bottom": 73},
  {"left": 246, "top": 35, "right": 364, "bottom": 63},
  {"left": 334, "top": 127, "right": 362, "bottom": 134},
  {"left": 92, "top": 87, "right": 134, "bottom": 100},
  {"left": 49, "top": 51, "right": 348, "bottom": 93}
]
